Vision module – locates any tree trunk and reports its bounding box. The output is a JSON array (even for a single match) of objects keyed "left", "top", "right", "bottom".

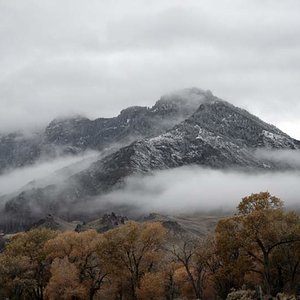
[
  {"left": 185, "top": 266, "right": 201, "bottom": 299},
  {"left": 89, "top": 289, "right": 96, "bottom": 300},
  {"left": 263, "top": 253, "right": 272, "bottom": 296}
]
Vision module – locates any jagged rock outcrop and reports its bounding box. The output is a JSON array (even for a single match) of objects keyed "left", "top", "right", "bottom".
[{"left": 75, "top": 212, "right": 128, "bottom": 233}]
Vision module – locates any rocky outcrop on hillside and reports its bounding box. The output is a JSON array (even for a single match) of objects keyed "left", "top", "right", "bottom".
[{"left": 75, "top": 212, "right": 128, "bottom": 233}]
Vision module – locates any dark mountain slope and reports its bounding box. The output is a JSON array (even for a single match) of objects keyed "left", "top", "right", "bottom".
[{"left": 66, "top": 98, "right": 298, "bottom": 195}]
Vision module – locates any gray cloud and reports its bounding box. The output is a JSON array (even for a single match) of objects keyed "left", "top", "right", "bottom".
[
  {"left": 97, "top": 166, "right": 300, "bottom": 215},
  {"left": 0, "top": 151, "right": 99, "bottom": 195},
  {"left": 0, "top": 148, "right": 299, "bottom": 218},
  {"left": 0, "top": 0, "right": 299, "bottom": 138},
  {"left": 255, "top": 149, "right": 300, "bottom": 169}
]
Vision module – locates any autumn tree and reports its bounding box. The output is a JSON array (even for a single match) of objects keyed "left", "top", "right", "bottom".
[
  {"left": 214, "top": 216, "right": 253, "bottom": 298},
  {"left": 136, "top": 272, "right": 165, "bottom": 300},
  {"left": 271, "top": 239, "right": 300, "bottom": 293},
  {"left": 44, "top": 230, "right": 109, "bottom": 300},
  {"left": 215, "top": 192, "right": 300, "bottom": 297},
  {"left": 237, "top": 192, "right": 283, "bottom": 214},
  {"left": 168, "top": 238, "right": 213, "bottom": 299},
  {"left": 0, "top": 228, "right": 57, "bottom": 300},
  {"left": 45, "top": 257, "right": 86, "bottom": 300},
  {"left": 102, "top": 221, "right": 167, "bottom": 300},
  {"left": 163, "top": 260, "right": 182, "bottom": 300}
]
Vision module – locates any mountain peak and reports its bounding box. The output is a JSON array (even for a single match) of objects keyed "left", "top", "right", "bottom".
[
  {"left": 47, "top": 115, "right": 89, "bottom": 128},
  {"left": 119, "top": 106, "right": 148, "bottom": 118},
  {"left": 158, "top": 87, "right": 215, "bottom": 104},
  {"left": 163, "top": 87, "right": 212, "bottom": 97},
  {"left": 150, "top": 87, "right": 216, "bottom": 116}
]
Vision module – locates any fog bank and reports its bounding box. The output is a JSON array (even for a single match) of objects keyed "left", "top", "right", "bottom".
[
  {"left": 98, "top": 166, "right": 300, "bottom": 214},
  {"left": 0, "top": 151, "right": 99, "bottom": 195}
]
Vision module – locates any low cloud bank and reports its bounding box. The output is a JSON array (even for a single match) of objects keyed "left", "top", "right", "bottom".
[
  {"left": 0, "top": 151, "right": 100, "bottom": 195},
  {"left": 255, "top": 149, "right": 300, "bottom": 169},
  {"left": 98, "top": 166, "right": 300, "bottom": 215},
  {"left": 1, "top": 148, "right": 300, "bottom": 218}
]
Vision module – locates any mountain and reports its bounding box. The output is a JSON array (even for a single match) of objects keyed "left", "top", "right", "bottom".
[
  {"left": 1, "top": 88, "right": 299, "bottom": 232},
  {"left": 0, "top": 88, "right": 209, "bottom": 174}
]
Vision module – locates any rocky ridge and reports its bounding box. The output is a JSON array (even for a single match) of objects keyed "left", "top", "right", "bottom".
[{"left": 0, "top": 88, "right": 210, "bottom": 173}]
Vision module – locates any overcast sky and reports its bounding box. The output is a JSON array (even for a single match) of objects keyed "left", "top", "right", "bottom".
[{"left": 0, "top": 0, "right": 299, "bottom": 139}]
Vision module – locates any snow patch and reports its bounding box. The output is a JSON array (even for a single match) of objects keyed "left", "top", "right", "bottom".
[{"left": 262, "top": 130, "right": 284, "bottom": 140}]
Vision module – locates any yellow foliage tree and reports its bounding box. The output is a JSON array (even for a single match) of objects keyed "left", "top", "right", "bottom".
[
  {"left": 215, "top": 192, "right": 300, "bottom": 297},
  {"left": 0, "top": 228, "right": 57, "bottom": 300},
  {"left": 44, "top": 230, "right": 109, "bottom": 300},
  {"left": 136, "top": 272, "right": 165, "bottom": 300},
  {"left": 45, "top": 257, "right": 86, "bottom": 300},
  {"left": 102, "top": 221, "right": 167, "bottom": 300}
]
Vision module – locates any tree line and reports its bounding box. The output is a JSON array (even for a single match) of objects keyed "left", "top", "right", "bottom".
[{"left": 0, "top": 192, "right": 299, "bottom": 300}]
